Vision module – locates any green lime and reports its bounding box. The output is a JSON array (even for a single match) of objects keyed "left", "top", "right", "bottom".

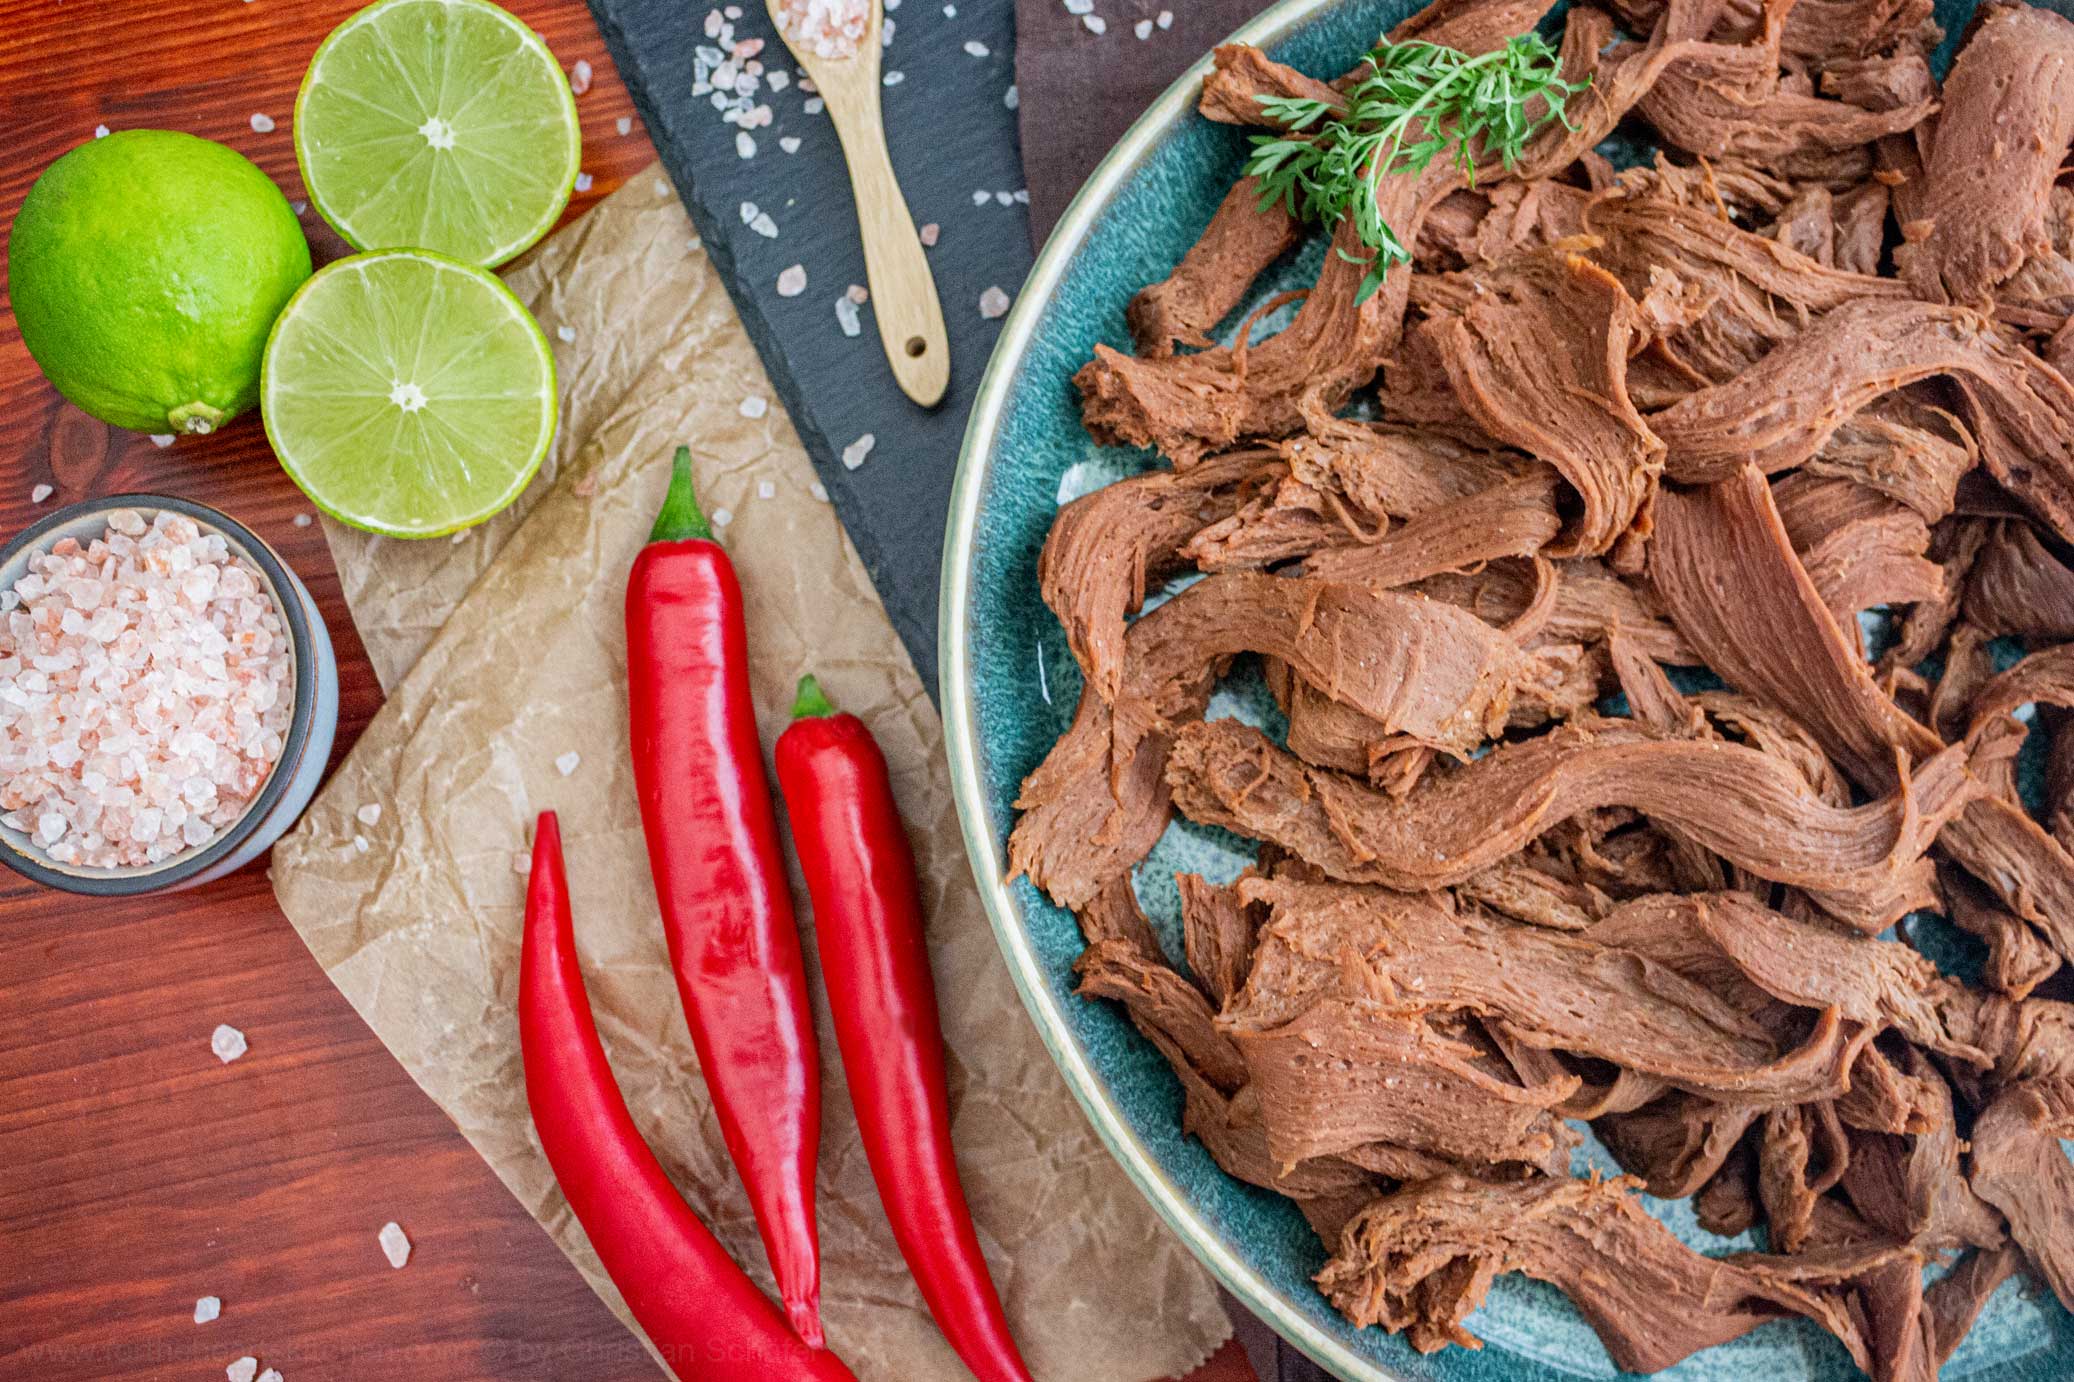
[
  {"left": 7, "top": 130, "right": 312, "bottom": 435},
  {"left": 294, "top": 0, "right": 581, "bottom": 268},
  {"left": 261, "top": 248, "right": 556, "bottom": 537}
]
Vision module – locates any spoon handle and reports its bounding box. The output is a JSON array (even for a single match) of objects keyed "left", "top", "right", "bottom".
[{"left": 824, "top": 87, "right": 949, "bottom": 407}]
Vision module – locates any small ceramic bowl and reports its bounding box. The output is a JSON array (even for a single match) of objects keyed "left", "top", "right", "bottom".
[{"left": 0, "top": 494, "right": 338, "bottom": 895}]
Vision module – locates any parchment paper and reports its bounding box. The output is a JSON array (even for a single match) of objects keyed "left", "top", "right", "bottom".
[{"left": 268, "top": 169, "right": 1228, "bottom": 1381}]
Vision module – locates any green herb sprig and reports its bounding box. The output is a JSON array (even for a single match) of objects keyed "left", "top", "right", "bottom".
[{"left": 1246, "top": 33, "right": 1587, "bottom": 300}]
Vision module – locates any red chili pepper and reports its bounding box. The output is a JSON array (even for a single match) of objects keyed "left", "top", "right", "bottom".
[
  {"left": 518, "top": 813, "right": 857, "bottom": 1382},
  {"left": 626, "top": 448, "right": 824, "bottom": 1346},
  {"left": 776, "top": 677, "right": 1038, "bottom": 1382}
]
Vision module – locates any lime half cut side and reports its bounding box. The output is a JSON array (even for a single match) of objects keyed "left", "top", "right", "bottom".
[
  {"left": 295, "top": 0, "right": 581, "bottom": 268},
  {"left": 262, "top": 249, "right": 556, "bottom": 538}
]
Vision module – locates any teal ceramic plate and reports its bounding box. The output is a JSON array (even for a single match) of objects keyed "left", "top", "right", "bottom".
[{"left": 939, "top": 1, "right": 2074, "bottom": 1377}]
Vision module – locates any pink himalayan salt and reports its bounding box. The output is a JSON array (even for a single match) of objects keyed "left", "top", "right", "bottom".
[
  {"left": 774, "top": 0, "right": 869, "bottom": 58},
  {"left": 0, "top": 511, "right": 293, "bottom": 870}
]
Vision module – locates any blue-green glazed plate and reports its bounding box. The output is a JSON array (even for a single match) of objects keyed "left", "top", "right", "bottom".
[{"left": 938, "top": 1, "right": 2074, "bottom": 1376}]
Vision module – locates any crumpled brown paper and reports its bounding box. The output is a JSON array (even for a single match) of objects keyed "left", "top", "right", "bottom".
[{"left": 269, "top": 168, "right": 1229, "bottom": 1381}]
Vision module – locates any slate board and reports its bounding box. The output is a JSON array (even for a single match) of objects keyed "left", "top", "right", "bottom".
[{"left": 585, "top": 0, "right": 1038, "bottom": 700}]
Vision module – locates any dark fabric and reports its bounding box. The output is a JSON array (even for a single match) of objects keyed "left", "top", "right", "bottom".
[{"left": 1014, "top": 0, "right": 1272, "bottom": 242}]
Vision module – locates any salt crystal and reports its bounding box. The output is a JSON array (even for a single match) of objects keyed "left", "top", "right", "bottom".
[
  {"left": 736, "top": 131, "right": 756, "bottom": 158},
  {"left": 919, "top": 222, "right": 940, "bottom": 246},
  {"left": 94, "top": 124, "right": 110, "bottom": 138},
  {"left": 555, "top": 751, "right": 581, "bottom": 777},
  {"left": 1063, "top": 0, "right": 1093, "bottom": 11},
  {"left": 810, "top": 481, "right": 829, "bottom": 501},
  {"left": 750, "top": 212, "right": 778, "bottom": 238},
  {"left": 740, "top": 200, "right": 760, "bottom": 224},
  {"left": 740, "top": 396, "right": 769, "bottom": 419},
  {"left": 972, "top": 190, "right": 990, "bottom": 206},
  {"left": 556, "top": 325, "right": 577, "bottom": 343},
  {"left": 980, "top": 286, "right": 1012, "bottom": 318},
  {"left": 757, "top": 480, "right": 776, "bottom": 499},
  {"left": 1004, "top": 84, "right": 1019, "bottom": 110},
  {"left": 964, "top": 39, "right": 990, "bottom": 56},
  {"left": 379, "top": 1221, "right": 412, "bottom": 1268},
  {"left": 1013, "top": 189, "right": 1030, "bottom": 203},
  {"left": 30, "top": 484, "right": 52, "bottom": 504},
  {"left": 194, "top": 1296, "right": 221, "bottom": 1324},
  {"left": 356, "top": 803, "right": 382, "bottom": 826},
  {"left": 616, "top": 116, "right": 632, "bottom": 135},
  {"left": 353, "top": 835, "right": 370, "bottom": 854},
  {"left": 250, "top": 113, "right": 276, "bottom": 133},
  {"left": 1084, "top": 13, "right": 1106, "bottom": 33},
  {"left": 149, "top": 434, "right": 176, "bottom": 449},
  {"left": 995, "top": 190, "right": 1013, "bottom": 205},
  {"left": 841, "top": 434, "right": 875, "bottom": 469},
  {"left": 571, "top": 58, "right": 594, "bottom": 93},
  {"left": 944, "top": 3, "right": 956, "bottom": 13},
  {"left": 1157, "top": 9, "right": 1172, "bottom": 27},
  {"left": 779, "top": 136, "right": 801, "bottom": 153},
  {"left": 293, "top": 513, "right": 312, "bottom": 527},
  {"left": 228, "top": 1359, "right": 258, "bottom": 1382},
  {"left": 774, "top": 0, "right": 871, "bottom": 58},
  {"left": 776, "top": 264, "right": 807, "bottom": 296},
  {"left": 846, "top": 283, "right": 868, "bottom": 304},
  {"left": 574, "top": 172, "right": 594, "bottom": 192},
  {"left": 768, "top": 71, "right": 790, "bottom": 92},
  {"left": 835, "top": 296, "right": 862, "bottom": 337},
  {"left": 258, "top": 1371, "right": 283, "bottom": 1382},
  {"left": 711, "top": 508, "right": 733, "bottom": 528},
  {"left": 513, "top": 850, "right": 533, "bottom": 875},
  {"left": 883, "top": 71, "right": 904, "bottom": 86},
  {"left": 1134, "top": 18, "right": 1151, "bottom": 37},
  {"left": 804, "top": 96, "right": 825, "bottom": 115}
]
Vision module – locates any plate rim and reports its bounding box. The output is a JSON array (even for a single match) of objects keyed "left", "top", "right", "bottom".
[{"left": 937, "top": 3, "right": 1400, "bottom": 1378}]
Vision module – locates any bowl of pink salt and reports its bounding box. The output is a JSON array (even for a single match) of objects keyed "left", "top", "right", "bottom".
[{"left": 0, "top": 495, "right": 337, "bottom": 894}]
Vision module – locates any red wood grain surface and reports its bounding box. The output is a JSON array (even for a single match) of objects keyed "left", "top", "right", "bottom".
[{"left": 0, "top": 3, "right": 1258, "bottom": 1378}]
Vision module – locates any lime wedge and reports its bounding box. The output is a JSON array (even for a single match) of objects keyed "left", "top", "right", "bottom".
[
  {"left": 261, "top": 249, "right": 557, "bottom": 537},
  {"left": 294, "top": 0, "right": 581, "bottom": 268}
]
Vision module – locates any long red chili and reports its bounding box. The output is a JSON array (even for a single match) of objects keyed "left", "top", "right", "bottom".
[
  {"left": 518, "top": 813, "right": 856, "bottom": 1382},
  {"left": 626, "top": 448, "right": 824, "bottom": 1345},
  {"left": 775, "top": 676, "right": 1037, "bottom": 1382}
]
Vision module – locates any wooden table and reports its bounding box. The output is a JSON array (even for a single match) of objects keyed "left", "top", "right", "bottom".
[{"left": 0, "top": 2, "right": 1265, "bottom": 1377}]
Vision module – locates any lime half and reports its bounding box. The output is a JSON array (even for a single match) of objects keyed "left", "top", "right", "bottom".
[
  {"left": 294, "top": 0, "right": 581, "bottom": 268},
  {"left": 261, "top": 249, "right": 556, "bottom": 537}
]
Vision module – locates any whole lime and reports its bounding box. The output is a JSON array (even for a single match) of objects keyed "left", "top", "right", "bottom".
[{"left": 7, "top": 130, "right": 312, "bottom": 434}]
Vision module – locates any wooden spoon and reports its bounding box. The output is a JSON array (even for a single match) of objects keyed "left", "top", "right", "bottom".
[{"left": 766, "top": 0, "right": 950, "bottom": 407}]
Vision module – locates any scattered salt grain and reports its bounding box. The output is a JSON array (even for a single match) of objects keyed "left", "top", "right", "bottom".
[
  {"left": 227, "top": 1359, "right": 258, "bottom": 1382},
  {"left": 994, "top": 190, "right": 1013, "bottom": 205},
  {"left": 1004, "top": 84, "right": 1019, "bottom": 110},
  {"left": 30, "top": 484, "right": 53, "bottom": 504},
  {"left": 1134, "top": 17, "right": 1151, "bottom": 37},
  {"left": 513, "top": 851, "right": 533, "bottom": 875},
  {"left": 258, "top": 1371, "right": 283, "bottom": 1382},
  {"left": 574, "top": 172, "right": 594, "bottom": 193},
  {"left": 964, "top": 39, "right": 990, "bottom": 56},
  {"left": 1083, "top": 13, "right": 1106, "bottom": 33},
  {"left": 571, "top": 58, "right": 594, "bottom": 93},
  {"left": 774, "top": 0, "right": 871, "bottom": 58},
  {"left": 292, "top": 201, "right": 308, "bottom": 216},
  {"left": 150, "top": 434, "right": 176, "bottom": 449},
  {"left": 1157, "top": 8, "right": 1172, "bottom": 26},
  {"left": 725, "top": 4, "right": 742, "bottom": 15},
  {"left": 616, "top": 116, "right": 633, "bottom": 135},
  {"left": 740, "top": 396, "right": 770, "bottom": 419},
  {"left": 555, "top": 751, "right": 581, "bottom": 777},
  {"left": 804, "top": 96, "right": 826, "bottom": 115},
  {"left": 212, "top": 1025, "right": 248, "bottom": 1064},
  {"left": 1013, "top": 188, "right": 1030, "bottom": 203},
  {"left": 757, "top": 481, "right": 776, "bottom": 500},
  {"left": 883, "top": 70, "right": 905, "bottom": 86},
  {"left": 736, "top": 131, "right": 757, "bottom": 158},
  {"left": 779, "top": 136, "right": 801, "bottom": 153},
  {"left": 768, "top": 71, "right": 790, "bottom": 92},
  {"left": 919, "top": 222, "right": 940, "bottom": 246},
  {"left": 353, "top": 835, "right": 370, "bottom": 854},
  {"left": 883, "top": 18, "right": 896, "bottom": 44},
  {"left": 810, "top": 481, "right": 830, "bottom": 501},
  {"left": 0, "top": 512, "right": 292, "bottom": 869},
  {"left": 835, "top": 296, "right": 862, "bottom": 337},
  {"left": 776, "top": 264, "right": 808, "bottom": 297},
  {"left": 740, "top": 200, "right": 760, "bottom": 224},
  {"left": 711, "top": 508, "right": 734, "bottom": 528},
  {"left": 979, "top": 285, "right": 1012, "bottom": 319},
  {"left": 94, "top": 124, "right": 110, "bottom": 138},
  {"left": 971, "top": 190, "right": 990, "bottom": 206},
  {"left": 846, "top": 283, "right": 869, "bottom": 303},
  {"left": 250, "top": 113, "right": 276, "bottom": 133},
  {"left": 944, "top": 3, "right": 956, "bottom": 13},
  {"left": 379, "top": 1222, "right": 411, "bottom": 1269},
  {"left": 841, "top": 434, "right": 875, "bottom": 469},
  {"left": 356, "top": 803, "right": 381, "bottom": 826},
  {"left": 556, "top": 325, "right": 577, "bottom": 343},
  {"left": 293, "top": 513, "right": 312, "bottom": 528},
  {"left": 194, "top": 1297, "right": 221, "bottom": 1324},
  {"left": 750, "top": 211, "right": 778, "bottom": 238},
  {"left": 1063, "top": 0, "right": 1093, "bottom": 12}
]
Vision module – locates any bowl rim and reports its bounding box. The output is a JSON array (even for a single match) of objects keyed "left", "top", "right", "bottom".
[
  {"left": 0, "top": 492, "right": 320, "bottom": 896},
  {"left": 937, "top": 2, "right": 1390, "bottom": 1378}
]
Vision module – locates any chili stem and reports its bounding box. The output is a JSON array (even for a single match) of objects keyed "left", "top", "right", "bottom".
[
  {"left": 649, "top": 445, "right": 712, "bottom": 543},
  {"left": 792, "top": 673, "right": 838, "bottom": 720}
]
